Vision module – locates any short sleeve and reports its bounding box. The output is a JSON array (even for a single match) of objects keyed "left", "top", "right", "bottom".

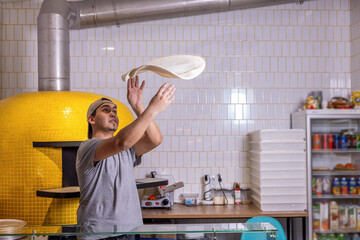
[
  {"left": 76, "top": 138, "right": 103, "bottom": 172},
  {"left": 130, "top": 146, "right": 142, "bottom": 167}
]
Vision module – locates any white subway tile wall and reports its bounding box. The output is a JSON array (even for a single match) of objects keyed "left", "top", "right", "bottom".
[
  {"left": 0, "top": 0, "right": 357, "bottom": 198},
  {"left": 351, "top": 0, "right": 360, "bottom": 90}
]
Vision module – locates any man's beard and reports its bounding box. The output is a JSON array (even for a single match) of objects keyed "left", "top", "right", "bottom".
[{"left": 109, "top": 125, "right": 118, "bottom": 132}]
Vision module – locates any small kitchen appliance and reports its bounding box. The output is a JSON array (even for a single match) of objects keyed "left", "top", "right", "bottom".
[{"left": 141, "top": 182, "right": 184, "bottom": 209}]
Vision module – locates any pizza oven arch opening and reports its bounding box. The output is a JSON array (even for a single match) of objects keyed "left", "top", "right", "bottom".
[{"left": 34, "top": 141, "right": 81, "bottom": 198}]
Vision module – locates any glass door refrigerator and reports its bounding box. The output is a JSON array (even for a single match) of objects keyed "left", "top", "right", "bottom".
[{"left": 292, "top": 109, "right": 360, "bottom": 240}]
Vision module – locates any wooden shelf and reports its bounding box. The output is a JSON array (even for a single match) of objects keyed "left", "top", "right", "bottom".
[
  {"left": 36, "top": 186, "right": 80, "bottom": 198},
  {"left": 33, "top": 141, "right": 83, "bottom": 148}
]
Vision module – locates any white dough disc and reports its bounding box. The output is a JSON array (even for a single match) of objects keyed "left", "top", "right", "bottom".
[{"left": 121, "top": 55, "right": 206, "bottom": 81}]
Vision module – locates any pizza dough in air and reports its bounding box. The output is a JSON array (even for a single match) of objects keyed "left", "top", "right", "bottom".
[{"left": 121, "top": 55, "right": 206, "bottom": 81}]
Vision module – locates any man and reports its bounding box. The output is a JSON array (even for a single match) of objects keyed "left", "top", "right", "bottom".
[{"left": 76, "top": 76, "right": 175, "bottom": 240}]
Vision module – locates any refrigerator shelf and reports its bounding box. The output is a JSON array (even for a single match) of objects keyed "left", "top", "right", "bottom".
[
  {"left": 312, "top": 149, "right": 360, "bottom": 153},
  {"left": 312, "top": 171, "right": 360, "bottom": 176},
  {"left": 312, "top": 195, "right": 360, "bottom": 199},
  {"left": 314, "top": 230, "right": 360, "bottom": 234}
]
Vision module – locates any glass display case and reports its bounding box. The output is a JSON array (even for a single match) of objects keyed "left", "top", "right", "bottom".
[
  {"left": 0, "top": 223, "right": 277, "bottom": 240},
  {"left": 292, "top": 109, "right": 360, "bottom": 240}
]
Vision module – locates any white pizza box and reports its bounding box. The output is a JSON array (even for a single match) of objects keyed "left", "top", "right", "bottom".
[
  {"left": 250, "top": 140, "right": 306, "bottom": 152},
  {"left": 250, "top": 173, "right": 306, "bottom": 187},
  {"left": 249, "top": 158, "right": 306, "bottom": 171},
  {"left": 250, "top": 182, "right": 306, "bottom": 195},
  {"left": 249, "top": 150, "right": 306, "bottom": 163},
  {"left": 249, "top": 129, "right": 305, "bottom": 142},
  {"left": 251, "top": 188, "right": 306, "bottom": 204},
  {"left": 250, "top": 166, "right": 306, "bottom": 179},
  {"left": 252, "top": 194, "right": 307, "bottom": 212}
]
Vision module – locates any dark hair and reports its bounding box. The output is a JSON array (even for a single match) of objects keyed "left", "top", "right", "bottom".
[
  {"left": 87, "top": 105, "right": 99, "bottom": 139},
  {"left": 87, "top": 111, "right": 97, "bottom": 139}
]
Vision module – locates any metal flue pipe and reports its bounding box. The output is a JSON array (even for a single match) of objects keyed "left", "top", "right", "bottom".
[
  {"left": 37, "top": 0, "right": 75, "bottom": 91},
  {"left": 38, "top": 0, "right": 307, "bottom": 91}
]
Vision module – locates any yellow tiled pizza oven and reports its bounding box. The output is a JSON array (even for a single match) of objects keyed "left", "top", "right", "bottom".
[{"left": 0, "top": 91, "right": 134, "bottom": 225}]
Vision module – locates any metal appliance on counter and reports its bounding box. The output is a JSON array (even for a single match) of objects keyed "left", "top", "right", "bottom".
[{"left": 141, "top": 182, "right": 184, "bottom": 209}]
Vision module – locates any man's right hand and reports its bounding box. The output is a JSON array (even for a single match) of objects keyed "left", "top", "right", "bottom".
[{"left": 147, "top": 82, "right": 176, "bottom": 115}]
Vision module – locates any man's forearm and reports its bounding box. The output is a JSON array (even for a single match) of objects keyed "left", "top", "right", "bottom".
[
  {"left": 115, "top": 107, "right": 156, "bottom": 149},
  {"left": 133, "top": 105, "right": 163, "bottom": 146},
  {"left": 94, "top": 106, "right": 157, "bottom": 162}
]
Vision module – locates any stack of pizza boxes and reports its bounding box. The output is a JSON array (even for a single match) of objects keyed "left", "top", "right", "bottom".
[{"left": 248, "top": 129, "right": 307, "bottom": 211}]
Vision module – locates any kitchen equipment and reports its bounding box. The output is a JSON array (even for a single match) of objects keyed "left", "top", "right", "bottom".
[{"left": 141, "top": 182, "right": 184, "bottom": 209}]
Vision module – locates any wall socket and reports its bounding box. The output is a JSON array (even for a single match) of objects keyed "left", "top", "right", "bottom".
[{"left": 209, "top": 174, "right": 223, "bottom": 189}]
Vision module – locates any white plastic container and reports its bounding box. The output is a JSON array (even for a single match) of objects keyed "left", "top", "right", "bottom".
[
  {"left": 250, "top": 173, "right": 306, "bottom": 187},
  {"left": 249, "top": 159, "right": 305, "bottom": 171},
  {"left": 249, "top": 150, "right": 306, "bottom": 163},
  {"left": 252, "top": 194, "right": 307, "bottom": 211},
  {"left": 249, "top": 129, "right": 305, "bottom": 142},
  {"left": 250, "top": 140, "right": 306, "bottom": 151},
  {"left": 251, "top": 188, "right": 306, "bottom": 203},
  {"left": 250, "top": 167, "right": 306, "bottom": 179},
  {"left": 180, "top": 193, "right": 199, "bottom": 205}
]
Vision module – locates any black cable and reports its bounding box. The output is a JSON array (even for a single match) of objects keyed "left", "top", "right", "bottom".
[{"left": 218, "top": 175, "right": 228, "bottom": 205}]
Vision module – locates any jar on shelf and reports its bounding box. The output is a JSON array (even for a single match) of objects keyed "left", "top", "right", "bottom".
[{"left": 241, "top": 187, "right": 251, "bottom": 204}]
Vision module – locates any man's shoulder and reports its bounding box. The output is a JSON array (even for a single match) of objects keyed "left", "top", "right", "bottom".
[
  {"left": 78, "top": 138, "right": 103, "bottom": 155},
  {"left": 80, "top": 138, "right": 102, "bottom": 147},
  {"left": 76, "top": 139, "right": 104, "bottom": 168}
]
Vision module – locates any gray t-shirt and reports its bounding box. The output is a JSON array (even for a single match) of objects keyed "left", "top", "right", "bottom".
[{"left": 76, "top": 138, "right": 143, "bottom": 239}]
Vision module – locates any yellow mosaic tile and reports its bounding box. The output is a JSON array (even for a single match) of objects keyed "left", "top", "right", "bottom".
[{"left": 0, "top": 91, "right": 134, "bottom": 225}]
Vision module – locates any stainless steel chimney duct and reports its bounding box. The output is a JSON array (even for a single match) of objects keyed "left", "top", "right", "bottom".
[
  {"left": 71, "top": 0, "right": 304, "bottom": 28},
  {"left": 38, "top": 0, "right": 73, "bottom": 91},
  {"left": 38, "top": 0, "right": 307, "bottom": 91}
]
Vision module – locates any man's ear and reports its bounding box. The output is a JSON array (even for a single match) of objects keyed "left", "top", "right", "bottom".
[{"left": 88, "top": 115, "right": 95, "bottom": 125}]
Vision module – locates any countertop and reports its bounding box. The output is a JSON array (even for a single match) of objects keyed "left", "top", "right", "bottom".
[{"left": 142, "top": 203, "right": 308, "bottom": 219}]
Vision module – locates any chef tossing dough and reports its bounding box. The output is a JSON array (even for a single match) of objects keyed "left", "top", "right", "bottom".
[{"left": 121, "top": 55, "right": 206, "bottom": 81}]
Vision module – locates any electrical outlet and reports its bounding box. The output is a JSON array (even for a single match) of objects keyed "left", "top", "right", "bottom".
[{"left": 217, "top": 174, "right": 222, "bottom": 183}]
